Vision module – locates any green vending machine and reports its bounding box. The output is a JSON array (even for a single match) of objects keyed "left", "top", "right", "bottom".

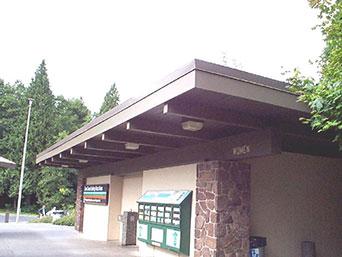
[{"left": 137, "top": 190, "right": 192, "bottom": 256}]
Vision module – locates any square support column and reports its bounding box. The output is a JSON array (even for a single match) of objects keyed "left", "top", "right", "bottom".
[
  {"left": 195, "top": 161, "right": 251, "bottom": 257},
  {"left": 75, "top": 174, "right": 86, "bottom": 232}
]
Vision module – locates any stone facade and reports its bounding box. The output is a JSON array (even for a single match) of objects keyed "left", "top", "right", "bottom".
[
  {"left": 75, "top": 174, "right": 86, "bottom": 232},
  {"left": 195, "top": 161, "right": 251, "bottom": 257}
]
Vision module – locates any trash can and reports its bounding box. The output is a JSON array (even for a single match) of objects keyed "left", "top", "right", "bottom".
[{"left": 250, "top": 236, "right": 267, "bottom": 257}]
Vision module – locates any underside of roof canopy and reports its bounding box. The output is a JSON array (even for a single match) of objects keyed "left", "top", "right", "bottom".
[{"left": 36, "top": 59, "right": 341, "bottom": 169}]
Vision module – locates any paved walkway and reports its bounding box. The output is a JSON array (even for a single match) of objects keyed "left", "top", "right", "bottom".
[
  {"left": 0, "top": 223, "right": 139, "bottom": 257},
  {"left": 0, "top": 213, "right": 37, "bottom": 223}
]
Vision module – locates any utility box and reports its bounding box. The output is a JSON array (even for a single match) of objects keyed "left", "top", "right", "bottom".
[
  {"left": 301, "top": 241, "right": 316, "bottom": 257},
  {"left": 137, "top": 190, "right": 192, "bottom": 256},
  {"left": 250, "top": 236, "right": 267, "bottom": 257},
  {"left": 121, "top": 211, "right": 138, "bottom": 246}
]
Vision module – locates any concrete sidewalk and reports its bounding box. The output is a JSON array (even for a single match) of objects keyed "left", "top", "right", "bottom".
[
  {"left": 0, "top": 213, "right": 37, "bottom": 223},
  {"left": 0, "top": 223, "right": 139, "bottom": 257}
]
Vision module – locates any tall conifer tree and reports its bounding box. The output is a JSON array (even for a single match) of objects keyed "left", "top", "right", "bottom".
[{"left": 99, "top": 83, "right": 120, "bottom": 115}]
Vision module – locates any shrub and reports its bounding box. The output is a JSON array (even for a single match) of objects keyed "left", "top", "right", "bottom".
[
  {"left": 29, "top": 216, "right": 53, "bottom": 223},
  {"left": 53, "top": 210, "right": 75, "bottom": 226},
  {"left": 21, "top": 205, "right": 39, "bottom": 215}
]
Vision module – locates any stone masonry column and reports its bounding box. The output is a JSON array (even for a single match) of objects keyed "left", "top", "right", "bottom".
[
  {"left": 195, "top": 161, "right": 251, "bottom": 257},
  {"left": 75, "top": 174, "right": 86, "bottom": 232}
]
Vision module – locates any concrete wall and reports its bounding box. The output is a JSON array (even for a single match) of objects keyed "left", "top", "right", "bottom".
[
  {"left": 249, "top": 152, "right": 342, "bottom": 257},
  {"left": 107, "top": 175, "right": 123, "bottom": 240},
  {"left": 119, "top": 173, "right": 143, "bottom": 243},
  {"left": 139, "top": 164, "right": 197, "bottom": 257},
  {"left": 121, "top": 173, "right": 143, "bottom": 213},
  {"left": 83, "top": 175, "right": 111, "bottom": 241},
  {"left": 81, "top": 152, "right": 342, "bottom": 257}
]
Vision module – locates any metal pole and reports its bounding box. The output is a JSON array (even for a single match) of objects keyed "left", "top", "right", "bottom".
[{"left": 16, "top": 98, "right": 33, "bottom": 223}]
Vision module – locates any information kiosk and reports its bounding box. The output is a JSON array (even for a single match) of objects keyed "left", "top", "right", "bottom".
[{"left": 137, "top": 190, "right": 192, "bottom": 255}]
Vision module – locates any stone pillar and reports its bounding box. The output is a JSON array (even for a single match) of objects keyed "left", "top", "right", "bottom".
[
  {"left": 195, "top": 161, "right": 251, "bottom": 257},
  {"left": 75, "top": 174, "right": 86, "bottom": 232}
]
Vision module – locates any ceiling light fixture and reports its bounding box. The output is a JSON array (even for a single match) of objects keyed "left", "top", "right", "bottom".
[
  {"left": 181, "top": 120, "right": 204, "bottom": 132},
  {"left": 125, "top": 142, "right": 140, "bottom": 150}
]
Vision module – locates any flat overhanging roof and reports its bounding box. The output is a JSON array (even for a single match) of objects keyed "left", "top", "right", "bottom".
[{"left": 36, "top": 59, "right": 340, "bottom": 168}]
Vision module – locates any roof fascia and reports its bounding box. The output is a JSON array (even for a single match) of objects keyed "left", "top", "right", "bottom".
[{"left": 194, "top": 63, "right": 309, "bottom": 113}]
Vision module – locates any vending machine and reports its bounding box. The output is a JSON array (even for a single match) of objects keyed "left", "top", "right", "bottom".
[{"left": 137, "top": 190, "right": 192, "bottom": 256}]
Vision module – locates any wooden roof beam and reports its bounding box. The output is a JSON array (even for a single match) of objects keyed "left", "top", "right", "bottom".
[
  {"left": 70, "top": 147, "right": 140, "bottom": 159},
  {"left": 126, "top": 119, "right": 211, "bottom": 142},
  {"left": 50, "top": 156, "right": 100, "bottom": 167},
  {"left": 84, "top": 140, "right": 156, "bottom": 155},
  {"left": 60, "top": 152, "right": 122, "bottom": 163},
  {"left": 43, "top": 160, "right": 84, "bottom": 169},
  {"left": 102, "top": 132, "right": 179, "bottom": 149},
  {"left": 162, "top": 103, "right": 334, "bottom": 143},
  {"left": 163, "top": 102, "right": 263, "bottom": 130}
]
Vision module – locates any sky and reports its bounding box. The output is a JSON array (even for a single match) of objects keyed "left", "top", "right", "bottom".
[{"left": 0, "top": 0, "right": 323, "bottom": 112}]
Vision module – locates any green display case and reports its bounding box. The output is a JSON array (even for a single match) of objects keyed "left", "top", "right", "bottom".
[{"left": 137, "top": 190, "right": 192, "bottom": 256}]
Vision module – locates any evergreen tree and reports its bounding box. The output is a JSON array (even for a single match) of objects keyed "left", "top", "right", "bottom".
[
  {"left": 0, "top": 60, "right": 92, "bottom": 210},
  {"left": 55, "top": 96, "right": 91, "bottom": 140},
  {"left": 35, "top": 96, "right": 91, "bottom": 210},
  {"left": 99, "top": 83, "right": 120, "bottom": 115},
  {"left": 22, "top": 60, "right": 57, "bottom": 199},
  {"left": 0, "top": 80, "right": 28, "bottom": 206}
]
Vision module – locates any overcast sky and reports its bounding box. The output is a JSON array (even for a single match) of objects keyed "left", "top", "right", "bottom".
[{"left": 0, "top": 0, "right": 323, "bottom": 112}]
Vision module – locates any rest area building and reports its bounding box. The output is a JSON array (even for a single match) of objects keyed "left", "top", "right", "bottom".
[{"left": 36, "top": 60, "right": 342, "bottom": 257}]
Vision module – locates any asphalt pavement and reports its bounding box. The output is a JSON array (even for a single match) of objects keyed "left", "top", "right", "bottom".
[
  {"left": 0, "top": 213, "right": 37, "bottom": 223},
  {"left": 0, "top": 223, "right": 140, "bottom": 257}
]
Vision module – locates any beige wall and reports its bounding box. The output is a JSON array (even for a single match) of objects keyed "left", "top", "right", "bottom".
[
  {"left": 139, "top": 164, "right": 197, "bottom": 257},
  {"left": 81, "top": 152, "right": 342, "bottom": 257},
  {"left": 119, "top": 173, "right": 143, "bottom": 243},
  {"left": 249, "top": 152, "right": 342, "bottom": 257},
  {"left": 83, "top": 175, "right": 111, "bottom": 241},
  {"left": 107, "top": 175, "right": 123, "bottom": 240},
  {"left": 121, "top": 173, "right": 143, "bottom": 213}
]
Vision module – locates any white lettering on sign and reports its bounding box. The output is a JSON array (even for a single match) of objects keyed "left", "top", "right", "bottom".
[
  {"left": 84, "top": 185, "right": 104, "bottom": 191},
  {"left": 232, "top": 145, "right": 250, "bottom": 156}
]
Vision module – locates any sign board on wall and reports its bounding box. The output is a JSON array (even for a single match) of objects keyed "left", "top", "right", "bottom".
[{"left": 83, "top": 184, "right": 109, "bottom": 205}]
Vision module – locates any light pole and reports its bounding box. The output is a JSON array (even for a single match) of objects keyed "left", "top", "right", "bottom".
[{"left": 16, "top": 98, "right": 33, "bottom": 223}]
